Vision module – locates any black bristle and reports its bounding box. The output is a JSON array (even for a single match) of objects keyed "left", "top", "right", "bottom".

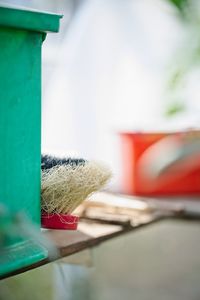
[{"left": 41, "top": 155, "right": 86, "bottom": 170}]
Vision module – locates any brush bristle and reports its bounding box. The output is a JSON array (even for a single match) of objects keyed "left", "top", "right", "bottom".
[
  {"left": 41, "top": 154, "right": 86, "bottom": 170},
  {"left": 41, "top": 159, "right": 112, "bottom": 214}
]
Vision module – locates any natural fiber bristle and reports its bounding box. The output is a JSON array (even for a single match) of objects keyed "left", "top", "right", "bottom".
[{"left": 41, "top": 160, "right": 112, "bottom": 214}]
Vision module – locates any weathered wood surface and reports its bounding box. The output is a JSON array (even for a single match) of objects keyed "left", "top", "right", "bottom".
[
  {"left": 0, "top": 214, "right": 161, "bottom": 280},
  {"left": 2, "top": 191, "right": 200, "bottom": 280}
]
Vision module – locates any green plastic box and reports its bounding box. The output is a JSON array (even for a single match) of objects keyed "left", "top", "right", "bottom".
[{"left": 0, "top": 5, "right": 62, "bottom": 276}]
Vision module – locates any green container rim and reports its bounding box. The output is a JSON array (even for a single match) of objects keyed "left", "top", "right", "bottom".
[{"left": 0, "top": 5, "right": 62, "bottom": 33}]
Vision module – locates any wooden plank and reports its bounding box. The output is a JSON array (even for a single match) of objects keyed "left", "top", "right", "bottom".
[
  {"left": 0, "top": 215, "right": 162, "bottom": 280},
  {"left": 2, "top": 190, "right": 200, "bottom": 280}
]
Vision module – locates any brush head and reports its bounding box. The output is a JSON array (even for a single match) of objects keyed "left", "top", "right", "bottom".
[{"left": 41, "top": 155, "right": 112, "bottom": 215}]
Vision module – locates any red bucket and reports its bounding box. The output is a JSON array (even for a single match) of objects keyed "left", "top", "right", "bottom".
[{"left": 119, "top": 130, "right": 200, "bottom": 196}]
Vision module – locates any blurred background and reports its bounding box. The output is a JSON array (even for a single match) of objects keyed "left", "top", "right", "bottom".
[
  {"left": 1, "top": 0, "right": 200, "bottom": 299},
  {"left": 4, "top": 0, "right": 200, "bottom": 189}
]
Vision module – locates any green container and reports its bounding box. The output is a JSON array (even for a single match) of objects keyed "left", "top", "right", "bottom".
[{"left": 0, "top": 5, "right": 62, "bottom": 276}]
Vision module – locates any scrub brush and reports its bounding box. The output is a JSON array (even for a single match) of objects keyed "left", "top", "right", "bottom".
[{"left": 41, "top": 155, "right": 112, "bottom": 230}]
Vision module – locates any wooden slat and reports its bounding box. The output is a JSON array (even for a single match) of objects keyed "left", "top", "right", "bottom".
[
  {"left": 2, "top": 190, "right": 200, "bottom": 280},
  {"left": 0, "top": 214, "right": 161, "bottom": 280}
]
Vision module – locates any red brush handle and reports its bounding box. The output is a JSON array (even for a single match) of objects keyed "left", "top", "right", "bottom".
[{"left": 41, "top": 213, "right": 79, "bottom": 230}]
